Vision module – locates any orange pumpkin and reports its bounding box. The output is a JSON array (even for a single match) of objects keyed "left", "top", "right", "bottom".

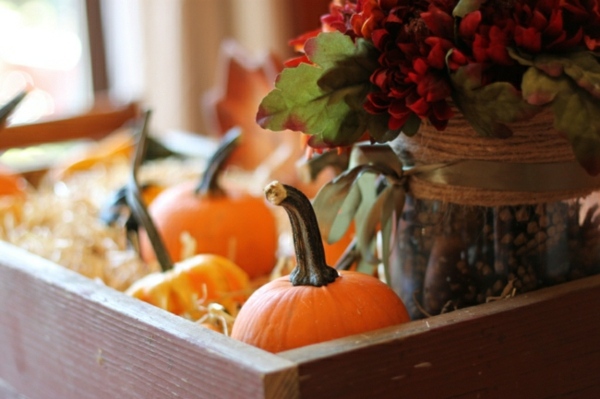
[
  {"left": 0, "top": 164, "right": 28, "bottom": 198},
  {"left": 139, "top": 129, "right": 278, "bottom": 279},
  {"left": 1, "top": 91, "right": 29, "bottom": 217},
  {"left": 0, "top": 164, "right": 28, "bottom": 220},
  {"left": 126, "top": 253, "right": 250, "bottom": 319},
  {"left": 230, "top": 181, "right": 410, "bottom": 353},
  {"left": 125, "top": 113, "right": 249, "bottom": 319}
]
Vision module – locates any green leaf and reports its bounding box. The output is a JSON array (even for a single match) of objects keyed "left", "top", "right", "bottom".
[
  {"left": 520, "top": 66, "right": 569, "bottom": 105},
  {"left": 365, "top": 108, "right": 399, "bottom": 143},
  {"left": 453, "top": 0, "right": 485, "bottom": 17},
  {"left": 313, "top": 167, "right": 364, "bottom": 242},
  {"left": 401, "top": 113, "right": 422, "bottom": 137},
  {"left": 312, "top": 143, "right": 408, "bottom": 275},
  {"left": 349, "top": 143, "right": 404, "bottom": 176},
  {"left": 356, "top": 184, "right": 393, "bottom": 264},
  {"left": 379, "top": 182, "right": 406, "bottom": 281},
  {"left": 562, "top": 52, "right": 600, "bottom": 98},
  {"left": 305, "top": 31, "right": 358, "bottom": 70},
  {"left": 555, "top": 92, "right": 600, "bottom": 175},
  {"left": 450, "top": 63, "right": 540, "bottom": 137},
  {"left": 520, "top": 61, "right": 600, "bottom": 174},
  {"left": 257, "top": 31, "right": 379, "bottom": 147},
  {"left": 510, "top": 49, "right": 600, "bottom": 99},
  {"left": 354, "top": 172, "right": 380, "bottom": 274},
  {"left": 522, "top": 53, "right": 600, "bottom": 175},
  {"left": 327, "top": 183, "right": 362, "bottom": 244}
]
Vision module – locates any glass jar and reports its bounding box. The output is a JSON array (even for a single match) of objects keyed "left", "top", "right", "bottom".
[{"left": 389, "top": 195, "right": 600, "bottom": 319}]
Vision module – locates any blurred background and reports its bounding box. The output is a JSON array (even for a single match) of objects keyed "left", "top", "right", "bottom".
[{"left": 0, "top": 0, "right": 329, "bottom": 134}]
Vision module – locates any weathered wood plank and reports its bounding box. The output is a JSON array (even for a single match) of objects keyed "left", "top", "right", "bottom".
[
  {"left": 0, "top": 241, "right": 299, "bottom": 399},
  {"left": 282, "top": 274, "right": 600, "bottom": 399},
  {"left": 0, "top": 102, "right": 139, "bottom": 149},
  {"left": 0, "top": 378, "right": 30, "bottom": 399}
]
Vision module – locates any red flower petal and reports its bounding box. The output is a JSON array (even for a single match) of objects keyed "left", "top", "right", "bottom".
[
  {"left": 284, "top": 55, "right": 310, "bottom": 68},
  {"left": 472, "top": 35, "right": 489, "bottom": 63},
  {"left": 459, "top": 11, "right": 482, "bottom": 38},
  {"left": 407, "top": 96, "right": 430, "bottom": 117},
  {"left": 421, "top": 5, "right": 454, "bottom": 38},
  {"left": 544, "top": 9, "right": 563, "bottom": 37},
  {"left": 431, "top": 100, "right": 453, "bottom": 121},
  {"left": 515, "top": 26, "right": 541, "bottom": 52}
]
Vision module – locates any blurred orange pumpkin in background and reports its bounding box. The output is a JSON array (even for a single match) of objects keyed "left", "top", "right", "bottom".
[
  {"left": 139, "top": 179, "right": 278, "bottom": 279},
  {"left": 0, "top": 163, "right": 28, "bottom": 198},
  {"left": 138, "top": 130, "right": 279, "bottom": 279}
]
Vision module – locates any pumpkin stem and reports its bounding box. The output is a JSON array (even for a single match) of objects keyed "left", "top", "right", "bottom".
[
  {"left": 0, "top": 90, "right": 27, "bottom": 126},
  {"left": 265, "top": 181, "right": 338, "bottom": 287},
  {"left": 195, "top": 127, "right": 242, "bottom": 196},
  {"left": 126, "top": 110, "right": 174, "bottom": 272}
]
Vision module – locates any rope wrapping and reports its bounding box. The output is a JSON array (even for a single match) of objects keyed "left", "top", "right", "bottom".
[{"left": 391, "top": 110, "right": 600, "bottom": 206}]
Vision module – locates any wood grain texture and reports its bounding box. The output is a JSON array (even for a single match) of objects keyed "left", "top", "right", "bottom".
[
  {"left": 0, "top": 378, "right": 30, "bottom": 399},
  {"left": 281, "top": 274, "right": 600, "bottom": 399},
  {"left": 3, "top": 233, "right": 600, "bottom": 399},
  {"left": 0, "top": 241, "right": 299, "bottom": 399},
  {"left": 0, "top": 102, "right": 139, "bottom": 149}
]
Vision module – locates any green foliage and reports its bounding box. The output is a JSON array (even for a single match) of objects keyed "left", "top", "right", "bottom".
[
  {"left": 453, "top": 0, "right": 485, "bottom": 17},
  {"left": 312, "top": 144, "right": 406, "bottom": 275},
  {"left": 450, "top": 61, "right": 540, "bottom": 138},
  {"left": 512, "top": 49, "right": 600, "bottom": 175},
  {"left": 257, "top": 31, "right": 396, "bottom": 147}
]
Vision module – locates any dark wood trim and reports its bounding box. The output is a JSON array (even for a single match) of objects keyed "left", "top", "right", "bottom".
[
  {"left": 0, "top": 102, "right": 139, "bottom": 149},
  {"left": 289, "top": 0, "right": 331, "bottom": 37},
  {"left": 85, "top": 0, "right": 109, "bottom": 93}
]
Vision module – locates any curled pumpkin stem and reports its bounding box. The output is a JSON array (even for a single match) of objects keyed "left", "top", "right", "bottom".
[
  {"left": 194, "top": 127, "right": 242, "bottom": 197},
  {"left": 265, "top": 181, "right": 338, "bottom": 287},
  {"left": 0, "top": 90, "right": 27, "bottom": 127},
  {"left": 126, "top": 110, "right": 174, "bottom": 272}
]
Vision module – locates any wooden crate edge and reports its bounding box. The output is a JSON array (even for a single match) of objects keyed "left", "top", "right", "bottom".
[
  {"left": 281, "top": 274, "right": 600, "bottom": 398},
  {"left": 0, "top": 240, "right": 300, "bottom": 399}
]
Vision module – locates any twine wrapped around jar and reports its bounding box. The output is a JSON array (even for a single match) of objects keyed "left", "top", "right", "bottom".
[{"left": 391, "top": 109, "right": 600, "bottom": 206}]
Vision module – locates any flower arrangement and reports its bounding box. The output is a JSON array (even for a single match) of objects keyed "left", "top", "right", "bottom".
[
  {"left": 255, "top": 1, "right": 600, "bottom": 315},
  {"left": 257, "top": 0, "right": 600, "bottom": 175}
]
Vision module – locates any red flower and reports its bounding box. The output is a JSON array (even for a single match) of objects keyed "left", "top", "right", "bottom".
[
  {"left": 278, "top": 0, "right": 600, "bottom": 149},
  {"left": 362, "top": 0, "right": 458, "bottom": 130}
]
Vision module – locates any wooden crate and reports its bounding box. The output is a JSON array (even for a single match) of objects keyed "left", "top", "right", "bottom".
[
  {"left": 1, "top": 107, "right": 600, "bottom": 398},
  {"left": 2, "top": 241, "right": 600, "bottom": 398}
]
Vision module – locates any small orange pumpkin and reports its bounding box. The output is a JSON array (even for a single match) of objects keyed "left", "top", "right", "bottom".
[
  {"left": 126, "top": 253, "right": 250, "bottom": 319},
  {"left": 230, "top": 181, "right": 410, "bottom": 353},
  {"left": 1, "top": 91, "right": 29, "bottom": 218},
  {"left": 139, "top": 129, "right": 278, "bottom": 279},
  {"left": 0, "top": 163, "right": 28, "bottom": 198},
  {"left": 0, "top": 164, "right": 28, "bottom": 220},
  {"left": 125, "top": 116, "right": 250, "bottom": 320}
]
